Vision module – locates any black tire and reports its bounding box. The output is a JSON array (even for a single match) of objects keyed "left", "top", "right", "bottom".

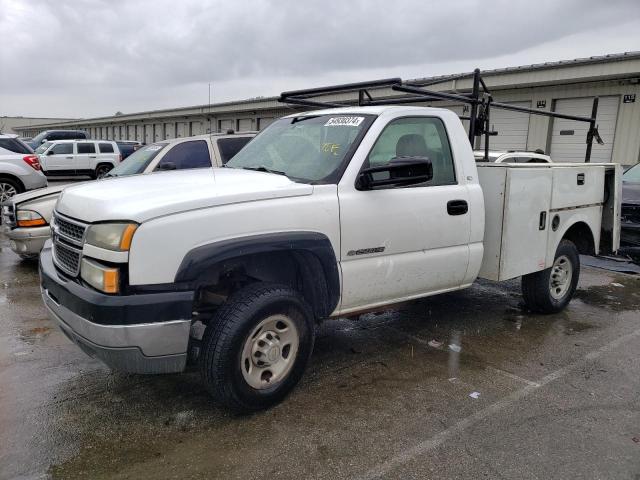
[
  {"left": 199, "top": 282, "right": 315, "bottom": 412},
  {"left": 522, "top": 239, "right": 580, "bottom": 314},
  {"left": 94, "top": 164, "right": 113, "bottom": 179},
  {"left": 0, "top": 176, "right": 23, "bottom": 202}
]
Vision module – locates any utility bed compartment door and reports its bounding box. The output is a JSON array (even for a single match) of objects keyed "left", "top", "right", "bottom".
[
  {"left": 550, "top": 166, "right": 605, "bottom": 209},
  {"left": 478, "top": 166, "right": 552, "bottom": 281}
]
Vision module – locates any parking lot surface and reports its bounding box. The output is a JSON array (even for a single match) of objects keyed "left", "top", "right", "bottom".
[{"left": 1, "top": 232, "right": 639, "bottom": 480}]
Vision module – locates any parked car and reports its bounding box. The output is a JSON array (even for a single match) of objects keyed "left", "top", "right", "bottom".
[
  {"left": 0, "top": 134, "right": 47, "bottom": 202},
  {"left": 621, "top": 163, "right": 640, "bottom": 261},
  {"left": 37, "top": 105, "right": 620, "bottom": 412},
  {"left": 35, "top": 140, "right": 121, "bottom": 179},
  {"left": 2, "top": 132, "right": 255, "bottom": 258},
  {"left": 115, "top": 140, "right": 142, "bottom": 160},
  {"left": 26, "top": 130, "right": 89, "bottom": 150},
  {"left": 474, "top": 150, "right": 552, "bottom": 163}
]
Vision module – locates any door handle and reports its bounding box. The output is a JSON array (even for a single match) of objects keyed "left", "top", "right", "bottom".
[
  {"left": 89, "top": 156, "right": 97, "bottom": 158},
  {"left": 65, "top": 156, "right": 73, "bottom": 159},
  {"left": 447, "top": 200, "right": 468, "bottom": 216}
]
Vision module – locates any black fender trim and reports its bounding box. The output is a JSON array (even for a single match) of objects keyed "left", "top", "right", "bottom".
[{"left": 175, "top": 232, "right": 341, "bottom": 316}]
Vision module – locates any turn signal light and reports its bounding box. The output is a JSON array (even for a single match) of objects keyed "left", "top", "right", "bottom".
[{"left": 23, "top": 155, "right": 41, "bottom": 171}]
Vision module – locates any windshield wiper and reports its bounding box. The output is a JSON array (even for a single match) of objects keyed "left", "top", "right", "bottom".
[{"left": 241, "top": 166, "right": 288, "bottom": 177}]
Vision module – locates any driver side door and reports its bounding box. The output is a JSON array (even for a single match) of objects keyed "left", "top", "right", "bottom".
[{"left": 338, "top": 116, "right": 471, "bottom": 313}]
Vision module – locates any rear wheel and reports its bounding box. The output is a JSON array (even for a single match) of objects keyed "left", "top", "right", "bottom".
[
  {"left": 522, "top": 239, "right": 580, "bottom": 313},
  {"left": 199, "top": 282, "right": 315, "bottom": 412},
  {"left": 0, "top": 177, "right": 22, "bottom": 202},
  {"left": 94, "top": 164, "right": 113, "bottom": 179}
]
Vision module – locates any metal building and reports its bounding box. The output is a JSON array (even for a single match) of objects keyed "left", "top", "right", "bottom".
[{"left": 13, "top": 51, "right": 640, "bottom": 165}]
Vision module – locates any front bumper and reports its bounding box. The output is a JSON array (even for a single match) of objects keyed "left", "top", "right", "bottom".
[
  {"left": 5, "top": 225, "right": 49, "bottom": 256},
  {"left": 39, "top": 246, "right": 195, "bottom": 374}
]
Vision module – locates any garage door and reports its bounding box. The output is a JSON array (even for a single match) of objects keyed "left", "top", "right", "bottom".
[
  {"left": 190, "top": 121, "right": 203, "bottom": 136},
  {"left": 237, "top": 118, "right": 253, "bottom": 132},
  {"left": 549, "top": 96, "right": 619, "bottom": 162},
  {"left": 219, "top": 119, "right": 234, "bottom": 133},
  {"left": 164, "top": 123, "right": 175, "bottom": 139},
  {"left": 144, "top": 124, "right": 153, "bottom": 144},
  {"left": 154, "top": 123, "right": 163, "bottom": 141},
  {"left": 176, "top": 122, "right": 188, "bottom": 138},
  {"left": 479, "top": 101, "right": 531, "bottom": 151},
  {"left": 258, "top": 117, "right": 276, "bottom": 130}
]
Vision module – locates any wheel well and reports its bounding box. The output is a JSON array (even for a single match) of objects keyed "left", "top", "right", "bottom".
[
  {"left": 562, "top": 221, "right": 595, "bottom": 255},
  {"left": 193, "top": 250, "right": 336, "bottom": 320},
  {"left": 0, "top": 174, "right": 25, "bottom": 193},
  {"left": 95, "top": 162, "right": 113, "bottom": 170}
]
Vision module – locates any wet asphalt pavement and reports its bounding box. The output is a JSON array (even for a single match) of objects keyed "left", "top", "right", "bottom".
[{"left": 1, "top": 231, "right": 639, "bottom": 479}]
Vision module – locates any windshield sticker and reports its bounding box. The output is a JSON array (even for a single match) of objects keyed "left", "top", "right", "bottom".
[
  {"left": 321, "top": 143, "right": 341, "bottom": 156},
  {"left": 324, "top": 116, "right": 364, "bottom": 127},
  {"left": 146, "top": 145, "right": 163, "bottom": 151}
]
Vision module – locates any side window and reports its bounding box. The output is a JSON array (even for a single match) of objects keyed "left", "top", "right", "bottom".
[
  {"left": 51, "top": 143, "right": 73, "bottom": 155},
  {"left": 77, "top": 143, "right": 96, "bottom": 154},
  {"left": 155, "top": 140, "right": 211, "bottom": 170},
  {"left": 366, "top": 117, "right": 456, "bottom": 186},
  {"left": 98, "top": 142, "right": 114, "bottom": 153},
  {"left": 217, "top": 137, "right": 251, "bottom": 164},
  {"left": 0, "top": 138, "right": 32, "bottom": 154}
]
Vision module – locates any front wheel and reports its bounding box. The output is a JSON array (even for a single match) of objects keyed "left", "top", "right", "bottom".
[
  {"left": 521, "top": 239, "right": 580, "bottom": 313},
  {"left": 199, "top": 282, "right": 315, "bottom": 412}
]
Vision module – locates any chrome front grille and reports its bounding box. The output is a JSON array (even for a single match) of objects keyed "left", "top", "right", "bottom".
[
  {"left": 51, "top": 212, "right": 87, "bottom": 277},
  {"left": 53, "top": 240, "right": 82, "bottom": 276},
  {"left": 1, "top": 202, "right": 16, "bottom": 228},
  {"left": 55, "top": 216, "right": 87, "bottom": 243}
]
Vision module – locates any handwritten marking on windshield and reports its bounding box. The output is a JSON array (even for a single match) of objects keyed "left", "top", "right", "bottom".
[{"left": 322, "top": 143, "right": 341, "bottom": 156}]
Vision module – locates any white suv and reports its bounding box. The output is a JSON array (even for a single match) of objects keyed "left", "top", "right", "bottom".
[
  {"left": 0, "top": 134, "right": 47, "bottom": 202},
  {"left": 35, "top": 140, "right": 121, "bottom": 179}
]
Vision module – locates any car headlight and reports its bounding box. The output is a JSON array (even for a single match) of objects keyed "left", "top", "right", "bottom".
[
  {"left": 81, "top": 258, "right": 119, "bottom": 293},
  {"left": 16, "top": 210, "right": 47, "bottom": 227},
  {"left": 85, "top": 222, "right": 138, "bottom": 251}
]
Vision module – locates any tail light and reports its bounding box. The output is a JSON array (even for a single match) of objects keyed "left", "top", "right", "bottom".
[
  {"left": 118, "top": 154, "right": 122, "bottom": 162},
  {"left": 23, "top": 155, "right": 41, "bottom": 171}
]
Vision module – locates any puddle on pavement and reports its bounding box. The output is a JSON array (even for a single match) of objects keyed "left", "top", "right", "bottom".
[
  {"left": 574, "top": 276, "right": 640, "bottom": 312},
  {"left": 18, "top": 325, "right": 52, "bottom": 344}
]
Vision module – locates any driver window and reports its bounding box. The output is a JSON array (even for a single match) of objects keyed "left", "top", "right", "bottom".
[
  {"left": 367, "top": 117, "right": 456, "bottom": 186},
  {"left": 51, "top": 143, "right": 73, "bottom": 155}
]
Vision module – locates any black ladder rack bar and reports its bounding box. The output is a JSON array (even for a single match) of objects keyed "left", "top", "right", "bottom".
[{"left": 490, "top": 101, "right": 596, "bottom": 123}]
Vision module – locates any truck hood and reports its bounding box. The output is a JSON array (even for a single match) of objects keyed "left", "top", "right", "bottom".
[{"left": 56, "top": 168, "right": 314, "bottom": 223}]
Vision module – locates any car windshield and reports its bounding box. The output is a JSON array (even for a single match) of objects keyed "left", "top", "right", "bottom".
[
  {"left": 35, "top": 142, "right": 53, "bottom": 154},
  {"left": 225, "top": 114, "right": 375, "bottom": 183},
  {"left": 623, "top": 164, "right": 640, "bottom": 183},
  {"left": 30, "top": 131, "right": 50, "bottom": 144},
  {"left": 106, "top": 143, "right": 167, "bottom": 177}
]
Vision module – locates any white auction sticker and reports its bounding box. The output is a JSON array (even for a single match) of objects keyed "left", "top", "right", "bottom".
[
  {"left": 146, "top": 145, "right": 163, "bottom": 151},
  {"left": 324, "top": 116, "right": 364, "bottom": 127}
]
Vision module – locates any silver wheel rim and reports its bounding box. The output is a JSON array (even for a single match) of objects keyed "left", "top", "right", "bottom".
[
  {"left": 0, "top": 182, "right": 18, "bottom": 201},
  {"left": 241, "top": 314, "right": 299, "bottom": 390},
  {"left": 549, "top": 254, "right": 573, "bottom": 300}
]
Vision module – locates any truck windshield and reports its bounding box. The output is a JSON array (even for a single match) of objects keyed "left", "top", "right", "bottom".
[
  {"left": 35, "top": 142, "right": 53, "bottom": 154},
  {"left": 106, "top": 143, "right": 167, "bottom": 177},
  {"left": 226, "top": 114, "right": 375, "bottom": 183}
]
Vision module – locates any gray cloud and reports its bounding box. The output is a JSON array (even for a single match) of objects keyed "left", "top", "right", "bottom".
[{"left": 1, "top": 0, "right": 639, "bottom": 117}]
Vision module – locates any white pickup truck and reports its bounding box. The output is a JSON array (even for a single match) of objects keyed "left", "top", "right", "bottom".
[{"left": 39, "top": 104, "right": 621, "bottom": 412}]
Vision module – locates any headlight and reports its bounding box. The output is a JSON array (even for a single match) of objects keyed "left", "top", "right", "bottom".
[
  {"left": 16, "top": 210, "right": 47, "bottom": 227},
  {"left": 85, "top": 222, "right": 138, "bottom": 251},
  {"left": 81, "top": 258, "right": 120, "bottom": 294}
]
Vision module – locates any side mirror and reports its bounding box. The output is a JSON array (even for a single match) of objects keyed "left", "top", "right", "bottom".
[
  {"left": 46, "top": 150, "right": 55, "bottom": 156},
  {"left": 41, "top": 138, "right": 48, "bottom": 143},
  {"left": 356, "top": 156, "right": 433, "bottom": 190},
  {"left": 156, "top": 161, "right": 176, "bottom": 171}
]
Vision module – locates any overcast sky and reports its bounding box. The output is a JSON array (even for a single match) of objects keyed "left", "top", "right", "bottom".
[{"left": 1, "top": 0, "right": 639, "bottom": 118}]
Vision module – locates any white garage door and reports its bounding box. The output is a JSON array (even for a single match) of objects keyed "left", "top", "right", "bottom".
[
  {"left": 480, "top": 101, "right": 531, "bottom": 151},
  {"left": 258, "top": 117, "right": 276, "bottom": 130},
  {"left": 176, "top": 122, "right": 188, "bottom": 138},
  {"left": 219, "top": 119, "right": 234, "bottom": 132},
  {"left": 144, "top": 124, "right": 153, "bottom": 144},
  {"left": 550, "top": 96, "right": 619, "bottom": 162},
  {"left": 154, "top": 123, "right": 163, "bottom": 141},
  {"left": 190, "top": 121, "right": 203, "bottom": 136},
  {"left": 164, "top": 123, "right": 175, "bottom": 139},
  {"left": 238, "top": 118, "right": 253, "bottom": 132}
]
